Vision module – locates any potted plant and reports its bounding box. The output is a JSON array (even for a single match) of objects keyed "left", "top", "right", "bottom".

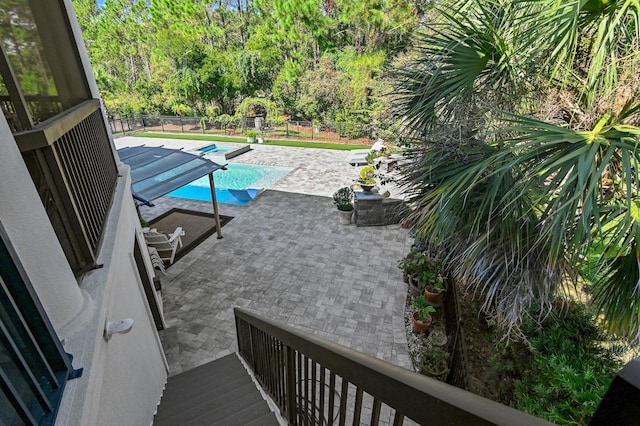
[
  {"left": 421, "top": 268, "right": 447, "bottom": 307},
  {"left": 357, "top": 166, "right": 376, "bottom": 192},
  {"left": 245, "top": 130, "right": 257, "bottom": 143},
  {"left": 421, "top": 347, "right": 450, "bottom": 379},
  {"left": 398, "top": 248, "right": 424, "bottom": 285},
  {"left": 404, "top": 254, "right": 440, "bottom": 296},
  {"left": 332, "top": 187, "right": 354, "bottom": 224},
  {"left": 411, "top": 294, "right": 436, "bottom": 333}
]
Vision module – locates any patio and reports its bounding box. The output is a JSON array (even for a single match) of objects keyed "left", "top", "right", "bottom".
[{"left": 116, "top": 136, "right": 413, "bottom": 375}]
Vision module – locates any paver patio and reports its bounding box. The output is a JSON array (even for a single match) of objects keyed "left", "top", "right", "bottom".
[{"left": 115, "top": 136, "right": 413, "bottom": 375}]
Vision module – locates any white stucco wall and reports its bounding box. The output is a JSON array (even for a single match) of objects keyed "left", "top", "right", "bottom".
[
  {"left": 55, "top": 169, "right": 168, "bottom": 426},
  {"left": 0, "top": 112, "right": 167, "bottom": 426},
  {"left": 0, "top": 116, "right": 86, "bottom": 331}
]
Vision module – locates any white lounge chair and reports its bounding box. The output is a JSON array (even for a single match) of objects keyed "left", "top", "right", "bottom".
[
  {"left": 347, "top": 139, "right": 386, "bottom": 166},
  {"left": 144, "top": 227, "right": 185, "bottom": 264}
]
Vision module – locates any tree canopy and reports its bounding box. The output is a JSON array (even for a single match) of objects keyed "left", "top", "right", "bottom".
[
  {"left": 73, "top": 0, "right": 426, "bottom": 121},
  {"left": 393, "top": 0, "right": 640, "bottom": 341}
]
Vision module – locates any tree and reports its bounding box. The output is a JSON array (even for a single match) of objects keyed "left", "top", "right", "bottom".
[{"left": 392, "top": 0, "right": 640, "bottom": 341}]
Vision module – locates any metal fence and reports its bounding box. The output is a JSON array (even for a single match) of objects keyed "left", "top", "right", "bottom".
[{"left": 108, "top": 114, "right": 373, "bottom": 142}]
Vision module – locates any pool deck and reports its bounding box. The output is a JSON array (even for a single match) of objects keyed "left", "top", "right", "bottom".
[{"left": 114, "top": 136, "right": 413, "bottom": 375}]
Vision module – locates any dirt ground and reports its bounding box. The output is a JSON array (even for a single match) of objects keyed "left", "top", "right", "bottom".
[{"left": 405, "top": 286, "right": 526, "bottom": 405}]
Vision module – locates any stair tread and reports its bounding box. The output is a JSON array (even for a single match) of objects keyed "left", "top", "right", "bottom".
[
  {"left": 209, "top": 400, "right": 272, "bottom": 426},
  {"left": 180, "top": 397, "right": 270, "bottom": 426},
  {"left": 244, "top": 411, "right": 282, "bottom": 426},
  {"left": 159, "top": 369, "right": 252, "bottom": 402},
  {"left": 164, "top": 353, "right": 244, "bottom": 387},
  {"left": 154, "top": 353, "right": 278, "bottom": 426},
  {"left": 155, "top": 380, "right": 259, "bottom": 420}
]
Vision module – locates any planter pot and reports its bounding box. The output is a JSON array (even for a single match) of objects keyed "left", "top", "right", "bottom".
[
  {"left": 407, "top": 275, "right": 422, "bottom": 296},
  {"left": 424, "top": 365, "right": 449, "bottom": 380},
  {"left": 427, "top": 329, "right": 448, "bottom": 347},
  {"left": 412, "top": 312, "right": 432, "bottom": 333},
  {"left": 337, "top": 209, "right": 353, "bottom": 225},
  {"left": 424, "top": 286, "right": 444, "bottom": 307},
  {"left": 422, "top": 348, "right": 450, "bottom": 379},
  {"left": 359, "top": 183, "right": 375, "bottom": 192},
  {"left": 247, "top": 137, "right": 256, "bottom": 143}
]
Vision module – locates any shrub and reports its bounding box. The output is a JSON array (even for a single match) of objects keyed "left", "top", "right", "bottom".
[
  {"left": 332, "top": 187, "right": 354, "bottom": 211},
  {"left": 512, "top": 301, "right": 621, "bottom": 425}
]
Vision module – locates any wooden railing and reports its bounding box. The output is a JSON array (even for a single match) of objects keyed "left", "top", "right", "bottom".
[
  {"left": 14, "top": 99, "right": 118, "bottom": 273},
  {"left": 234, "top": 308, "right": 550, "bottom": 426}
]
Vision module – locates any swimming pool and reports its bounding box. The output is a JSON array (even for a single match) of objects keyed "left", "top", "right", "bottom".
[
  {"left": 199, "top": 143, "right": 233, "bottom": 154},
  {"left": 198, "top": 143, "right": 252, "bottom": 161},
  {"left": 167, "top": 163, "right": 293, "bottom": 205}
]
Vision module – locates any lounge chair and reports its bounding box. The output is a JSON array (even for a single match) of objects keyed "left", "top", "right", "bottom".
[
  {"left": 347, "top": 139, "right": 385, "bottom": 166},
  {"left": 144, "top": 227, "right": 185, "bottom": 264}
]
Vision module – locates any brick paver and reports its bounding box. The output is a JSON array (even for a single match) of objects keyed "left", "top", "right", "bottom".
[{"left": 115, "top": 136, "right": 412, "bottom": 375}]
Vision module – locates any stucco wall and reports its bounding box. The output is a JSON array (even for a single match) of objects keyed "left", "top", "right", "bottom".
[
  {"left": 0, "top": 112, "right": 167, "bottom": 425},
  {"left": 55, "top": 169, "right": 168, "bottom": 426},
  {"left": 0, "top": 118, "right": 86, "bottom": 330}
]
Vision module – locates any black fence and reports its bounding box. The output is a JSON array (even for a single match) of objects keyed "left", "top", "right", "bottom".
[
  {"left": 108, "top": 114, "right": 373, "bottom": 141},
  {"left": 445, "top": 277, "right": 469, "bottom": 390}
]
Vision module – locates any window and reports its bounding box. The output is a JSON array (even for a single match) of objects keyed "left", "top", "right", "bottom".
[{"left": 0, "top": 233, "right": 81, "bottom": 425}]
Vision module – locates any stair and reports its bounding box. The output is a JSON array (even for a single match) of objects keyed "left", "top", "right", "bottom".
[{"left": 154, "top": 353, "right": 280, "bottom": 426}]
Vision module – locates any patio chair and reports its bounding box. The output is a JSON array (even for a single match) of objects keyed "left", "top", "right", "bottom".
[
  {"left": 147, "top": 246, "right": 166, "bottom": 275},
  {"left": 144, "top": 227, "right": 185, "bottom": 264}
]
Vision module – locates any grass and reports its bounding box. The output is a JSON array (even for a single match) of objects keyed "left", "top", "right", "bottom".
[{"left": 131, "top": 132, "right": 369, "bottom": 150}]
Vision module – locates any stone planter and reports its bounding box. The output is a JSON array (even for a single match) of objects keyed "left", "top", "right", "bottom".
[{"left": 338, "top": 209, "right": 353, "bottom": 225}]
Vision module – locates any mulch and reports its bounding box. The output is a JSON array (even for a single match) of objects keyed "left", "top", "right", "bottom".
[{"left": 148, "top": 208, "right": 232, "bottom": 265}]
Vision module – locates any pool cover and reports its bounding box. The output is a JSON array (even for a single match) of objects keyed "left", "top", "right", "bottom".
[{"left": 117, "top": 146, "right": 226, "bottom": 205}]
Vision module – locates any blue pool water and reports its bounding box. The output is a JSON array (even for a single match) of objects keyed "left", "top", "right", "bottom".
[
  {"left": 198, "top": 143, "right": 233, "bottom": 154},
  {"left": 167, "top": 163, "right": 293, "bottom": 205}
]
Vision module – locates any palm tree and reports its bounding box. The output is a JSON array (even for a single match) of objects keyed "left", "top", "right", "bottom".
[{"left": 392, "top": 0, "right": 640, "bottom": 340}]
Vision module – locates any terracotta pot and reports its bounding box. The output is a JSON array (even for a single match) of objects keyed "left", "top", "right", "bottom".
[
  {"left": 424, "top": 286, "right": 444, "bottom": 307},
  {"left": 412, "top": 312, "right": 432, "bottom": 333}
]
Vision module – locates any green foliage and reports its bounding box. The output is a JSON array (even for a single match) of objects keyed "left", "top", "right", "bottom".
[
  {"left": 358, "top": 166, "right": 376, "bottom": 184},
  {"left": 74, "top": 0, "right": 428, "bottom": 125},
  {"left": 421, "top": 347, "right": 449, "bottom": 375},
  {"left": 236, "top": 97, "right": 279, "bottom": 119},
  {"left": 412, "top": 294, "right": 436, "bottom": 321},
  {"left": 512, "top": 302, "right": 621, "bottom": 425},
  {"left": 332, "top": 187, "right": 354, "bottom": 211},
  {"left": 392, "top": 0, "right": 640, "bottom": 340},
  {"left": 365, "top": 150, "right": 381, "bottom": 164},
  {"left": 215, "top": 114, "right": 239, "bottom": 129},
  {"left": 133, "top": 133, "right": 366, "bottom": 150}
]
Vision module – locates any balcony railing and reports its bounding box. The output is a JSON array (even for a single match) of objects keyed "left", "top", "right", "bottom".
[
  {"left": 234, "top": 307, "right": 550, "bottom": 426},
  {"left": 14, "top": 99, "right": 118, "bottom": 273},
  {"left": 0, "top": 94, "right": 63, "bottom": 131}
]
